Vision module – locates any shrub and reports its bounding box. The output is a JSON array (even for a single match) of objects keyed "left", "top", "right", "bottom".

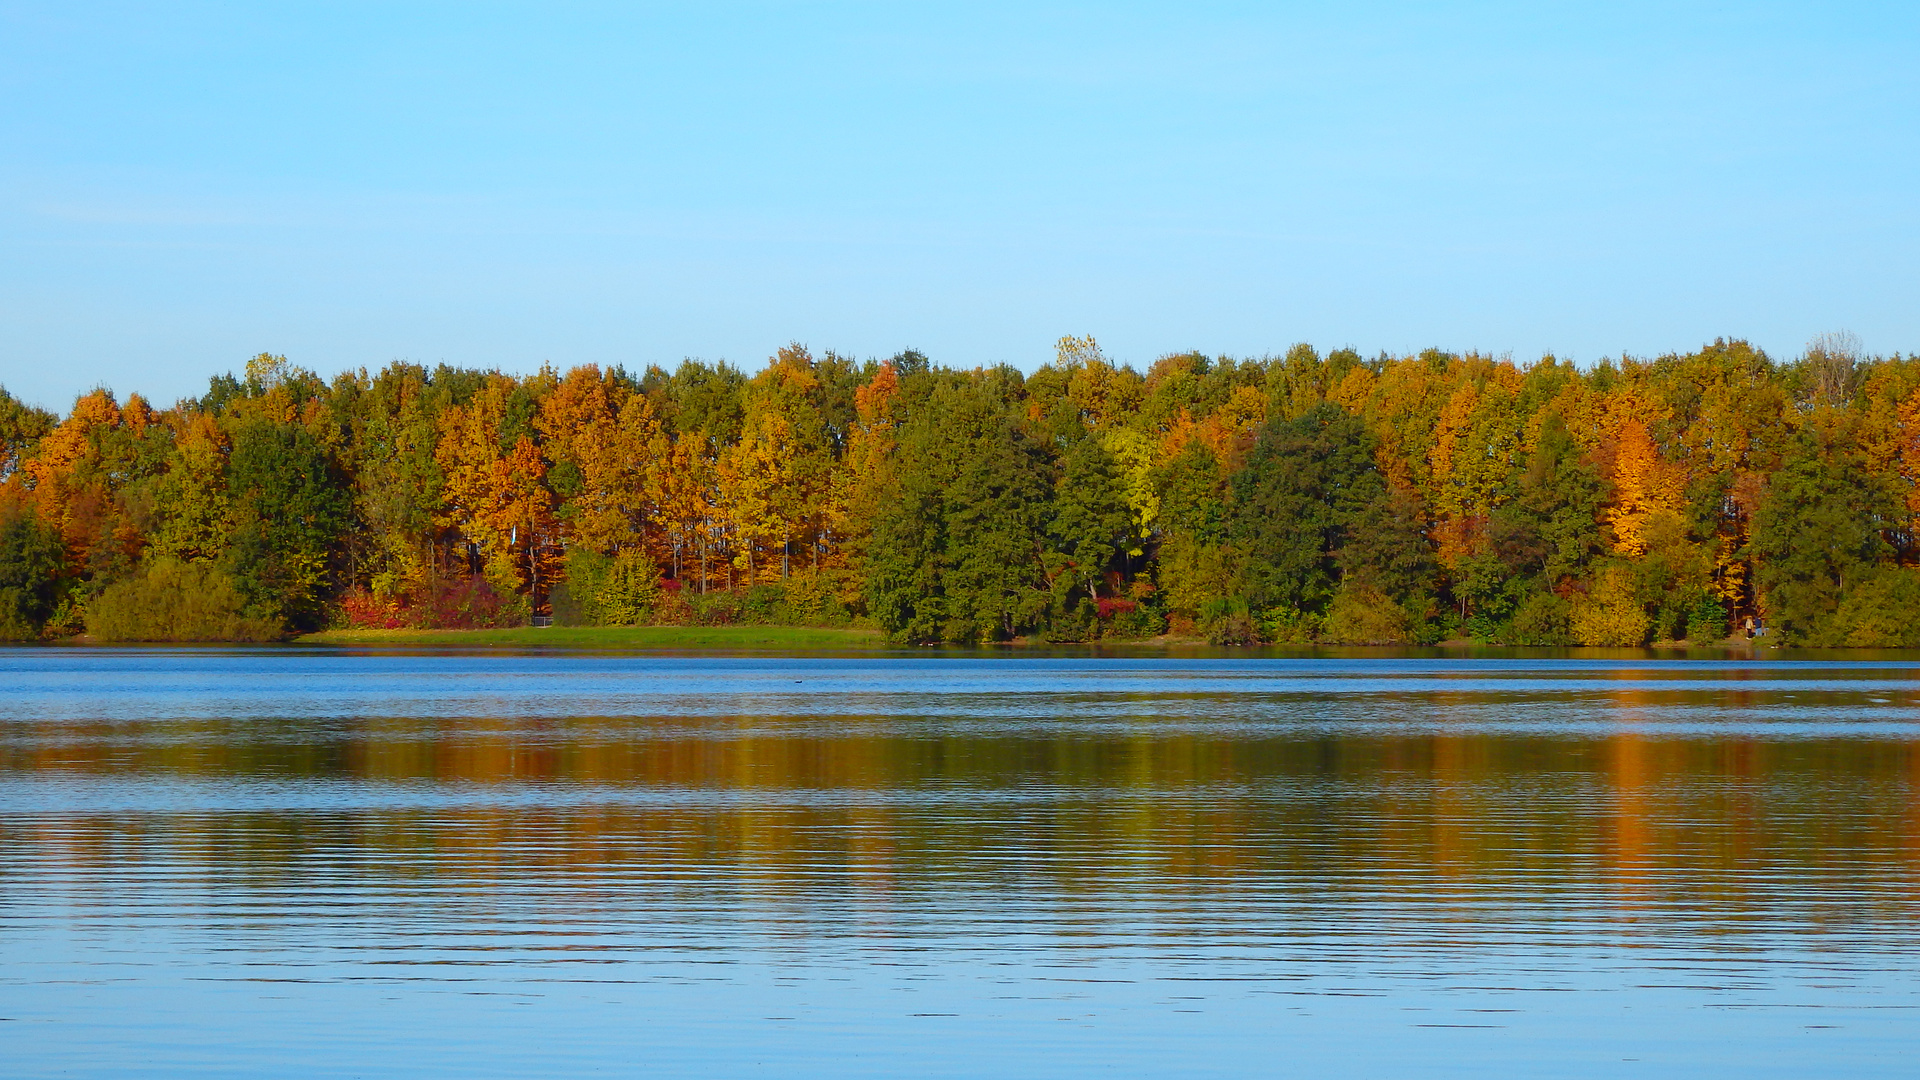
[
  {"left": 1820, "top": 569, "right": 1920, "bottom": 647},
  {"left": 1321, "top": 583, "right": 1412, "bottom": 644},
  {"left": 687, "top": 589, "right": 742, "bottom": 625},
  {"left": 1507, "top": 591, "right": 1572, "bottom": 646},
  {"left": 85, "top": 558, "right": 282, "bottom": 642},
  {"left": 778, "top": 570, "right": 856, "bottom": 625},
  {"left": 597, "top": 551, "right": 662, "bottom": 625},
  {"left": 1201, "top": 596, "right": 1258, "bottom": 645},
  {"left": 419, "top": 574, "right": 522, "bottom": 629},
  {"left": 1256, "top": 606, "right": 1317, "bottom": 644},
  {"left": 1569, "top": 567, "right": 1650, "bottom": 647},
  {"left": 556, "top": 549, "right": 660, "bottom": 626},
  {"left": 648, "top": 581, "right": 694, "bottom": 624},
  {"left": 338, "top": 590, "right": 405, "bottom": 630},
  {"left": 1682, "top": 589, "right": 1728, "bottom": 643},
  {"left": 739, "top": 583, "right": 786, "bottom": 623}
]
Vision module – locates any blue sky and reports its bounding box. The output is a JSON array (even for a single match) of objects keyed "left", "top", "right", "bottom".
[{"left": 2, "top": 1, "right": 1915, "bottom": 410}]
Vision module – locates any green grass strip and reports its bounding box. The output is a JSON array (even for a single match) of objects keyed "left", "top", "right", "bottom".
[{"left": 295, "top": 624, "right": 886, "bottom": 650}]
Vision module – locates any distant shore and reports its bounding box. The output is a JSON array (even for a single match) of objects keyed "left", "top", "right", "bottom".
[{"left": 295, "top": 624, "right": 887, "bottom": 649}]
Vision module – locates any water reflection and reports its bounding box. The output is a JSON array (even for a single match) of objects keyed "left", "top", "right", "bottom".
[{"left": 2, "top": 652, "right": 1917, "bottom": 1077}]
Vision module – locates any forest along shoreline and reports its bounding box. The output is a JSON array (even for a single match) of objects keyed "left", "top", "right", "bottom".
[{"left": 3, "top": 334, "right": 1916, "bottom": 649}]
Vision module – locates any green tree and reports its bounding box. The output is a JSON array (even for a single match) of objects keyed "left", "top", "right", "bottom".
[
  {"left": 1489, "top": 415, "right": 1604, "bottom": 586},
  {"left": 0, "top": 387, "right": 57, "bottom": 483},
  {"left": 223, "top": 417, "right": 351, "bottom": 631},
  {"left": 866, "top": 374, "right": 1051, "bottom": 644},
  {"left": 1050, "top": 436, "right": 1134, "bottom": 600},
  {"left": 1231, "top": 404, "right": 1381, "bottom": 619},
  {"left": 1751, "top": 437, "right": 1898, "bottom": 642},
  {"left": 1339, "top": 487, "right": 1435, "bottom": 607},
  {"left": 0, "top": 505, "right": 63, "bottom": 637}
]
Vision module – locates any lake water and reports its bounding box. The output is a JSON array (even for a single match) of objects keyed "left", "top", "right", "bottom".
[{"left": 2, "top": 650, "right": 1916, "bottom": 1077}]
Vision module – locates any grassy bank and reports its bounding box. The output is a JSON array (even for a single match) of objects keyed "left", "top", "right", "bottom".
[{"left": 297, "top": 624, "right": 886, "bottom": 650}]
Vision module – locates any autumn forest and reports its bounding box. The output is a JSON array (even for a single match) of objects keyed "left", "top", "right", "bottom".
[{"left": 2, "top": 334, "right": 1918, "bottom": 647}]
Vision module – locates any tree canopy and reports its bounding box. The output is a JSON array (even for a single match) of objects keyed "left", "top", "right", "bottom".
[{"left": 5, "top": 335, "right": 1920, "bottom": 646}]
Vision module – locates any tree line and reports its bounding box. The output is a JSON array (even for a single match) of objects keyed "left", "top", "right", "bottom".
[{"left": 2, "top": 334, "right": 1918, "bottom": 647}]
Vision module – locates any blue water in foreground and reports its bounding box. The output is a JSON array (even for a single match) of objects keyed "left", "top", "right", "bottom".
[{"left": 2, "top": 650, "right": 1917, "bottom": 1077}]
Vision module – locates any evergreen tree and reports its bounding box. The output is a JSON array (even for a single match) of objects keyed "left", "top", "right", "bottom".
[
  {"left": 223, "top": 417, "right": 350, "bottom": 631},
  {"left": 1751, "top": 436, "right": 1898, "bottom": 642},
  {"left": 1049, "top": 436, "right": 1133, "bottom": 601},
  {"left": 1231, "top": 404, "right": 1381, "bottom": 618}
]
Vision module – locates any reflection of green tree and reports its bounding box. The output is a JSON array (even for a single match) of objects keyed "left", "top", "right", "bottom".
[{"left": 10, "top": 703, "right": 1920, "bottom": 930}]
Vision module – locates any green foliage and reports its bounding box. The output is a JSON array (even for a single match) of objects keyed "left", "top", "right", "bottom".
[
  {"left": 21, "top": 341, "right": 1920, "bottom": 649},
  {"left": 1200, "top": 596, "right": 1257, "bottom": 645},
  {"left": 223, "top": 417, "right": 350, "bottom": 632},
  {"left": 867, "top": 378, "right": 1053, "bottom": 644},
  {"left": 1810, "top": 568, "right": 1920, "bottom": 647},
  {"left": 1681, "top": 589, "right": 1728, "bottom": 643},
  {"left": 1050, "top": 436, "right": 1135, "bottom": 595},
  {"left": 1569, "top": 566, "right": 1652, "bottom": 647},
  {"left": 0, "top": 506, "right": 63, "bottom": 639},
  {"left": 1751, "top": 440, "right": 1899, "bottom": 644},
  {"left": 1487, "top": 415, "right": 1605, "bottom": 586},
  {"left": 0, "top": 386, "right": 57, "bottom": 482},
  {"left": 1339, "top": 488, "right": 1436, "bottom": 607},
  {"left": 557, "top": 548, "right": 661, "bottom": 626},
  {"left": 1507, "top": 591, "right": 1573, "bottom": 646},
  {"left": 85, "top": 558, "right": 281, "bottom": 642},
  {"left": 773, "top": 570, "right": 858, "bottom": 625},
  {"left": 1232, "top": 404, "right": 1380, "bottom": 618},
  {"left": 1321, "top": 583, "right": 1413, "bottom": 644}
]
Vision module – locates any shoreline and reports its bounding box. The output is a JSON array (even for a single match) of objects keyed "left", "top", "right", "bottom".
[
  {"left": 14, "top": 626, "right": 1803, "bottom": 654},
  {"left": 293, "top": 624, "right": 890, "bottom": 649}
]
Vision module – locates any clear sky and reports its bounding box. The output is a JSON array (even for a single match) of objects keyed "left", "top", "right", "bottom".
[{"left": 2, "top": 1, "right": 1915, "bottom": 411}]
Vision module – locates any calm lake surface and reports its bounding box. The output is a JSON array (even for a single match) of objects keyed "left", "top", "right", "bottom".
[{"left": 2, "top": 650, "right": 1917, "bottom": 1077}]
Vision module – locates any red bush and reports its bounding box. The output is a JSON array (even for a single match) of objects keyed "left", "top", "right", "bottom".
[
  {"left": 418, "top": 575, "right": 515, "bottom": 629},
  {"left": 1095, "top": 597, "right": 1138, "bottom": 619},
  {"left": 339, "top": 591, "right": 404, "bottom": 630}
]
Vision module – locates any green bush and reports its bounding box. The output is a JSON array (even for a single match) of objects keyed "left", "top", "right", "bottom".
[
  {"left": 739, "top": 583, "right": 786, "bottom": 623},
  {"left": 1321, "top": 583, "right": 1412, "bottom": 644},
  {"left": 1682, "top": 590, "right": 1728, "bottom": 643},
  {"left": 86, "top": 558, "right": 282, "bottom": 642},
  {"left": 1569, "top": 567, "right": 1650, "bottom": 646},
  {"left": 1200, "top": 596, "right": 1258, "bottom": 645},
  {"left": 557, "top": 549, "right": 660, "bottom": 626},
  {"left": 1506, "top": 591, "right": 1573, "bottom": 646},
  {"left": 686, "top": 589, "right": 743, "bottom": 625},
  {"left": 1102, "top": 599, "right": 1165, "bottom": 640},
  {"left": 775, "top": 570, "right": 858, "bottom": 625},
  {"left": 1820, "top": 569, "right": 1920, "bottom": 647}
]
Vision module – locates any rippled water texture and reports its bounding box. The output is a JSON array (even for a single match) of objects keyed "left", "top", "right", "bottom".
[{"left": 3, "top": 650, "right": 1917, "bottom": 1077}]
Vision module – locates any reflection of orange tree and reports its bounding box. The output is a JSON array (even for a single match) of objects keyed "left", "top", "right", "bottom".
[{"left": 13, "top": 713, "right": 1920, "bottom": 923}]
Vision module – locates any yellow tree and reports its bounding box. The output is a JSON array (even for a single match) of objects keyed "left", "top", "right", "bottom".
[
  {"left": 718, "top": 407, "right": 793, "bottom": 585},
  {"left": 536, "top": 365, "right": 659, "bottom": 556},
  {"left": 656, "top": 432, "right": 717, "bottom": 587},
  {"left": 348, "top": 363, "right": 444, "bottom": 604},
  {"left": 720, "top": 344, "right": 832, "bottom": 580},
  {"left": 1425, "top": 373, "right": 1524, "bottom": 565},
  {"left": 1597, "top": 398, "right": 1686, "bottom": 558},
  {"left": 146, "top": 410, "right": 230, "bottom": 564},
  {"left": 435, "top": 375, "right": 556, "bottom": 600},
  {"left": 1897, "top": 387, "right": 1920, "bottom": 536}
]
